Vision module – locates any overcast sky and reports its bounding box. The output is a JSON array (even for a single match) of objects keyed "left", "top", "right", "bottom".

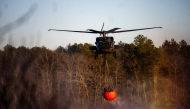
[{"left": 0, "top": 0, "right": 190, "bottom": 50}]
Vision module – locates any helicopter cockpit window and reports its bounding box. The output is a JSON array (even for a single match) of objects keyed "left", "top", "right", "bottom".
[
  {"left": 99, "top": 42, "right": 109, "bottom": 47},
  {"left": 99, "top": 37, "right": 103, "bottom": 41}
]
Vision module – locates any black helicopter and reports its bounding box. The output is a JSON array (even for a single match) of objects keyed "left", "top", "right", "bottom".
[{"left": 48, "top": 23, "right": 162, "bottom": 59}]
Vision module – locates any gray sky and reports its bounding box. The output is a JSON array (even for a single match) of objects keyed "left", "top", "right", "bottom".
[{"left": 0, "top": 0, "right": 190, "bottom": 50}]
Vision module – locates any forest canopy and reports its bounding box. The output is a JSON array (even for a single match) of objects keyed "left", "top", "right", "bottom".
[{"left": 0, "top": 35, "right": 190, "bottom": 109}]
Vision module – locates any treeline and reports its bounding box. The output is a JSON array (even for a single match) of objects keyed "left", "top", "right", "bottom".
[{"left": 0, "top": 35, "right": 190, "bottom": 109}]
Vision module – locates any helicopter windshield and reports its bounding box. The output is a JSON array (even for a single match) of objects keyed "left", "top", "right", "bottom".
[{"left": 99, "top": 42, "right": 112, "bottom": 47}]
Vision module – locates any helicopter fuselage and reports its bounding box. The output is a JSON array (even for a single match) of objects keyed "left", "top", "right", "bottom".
[{"left": 90, "top": 36, "right": 119, "bottom": 59}]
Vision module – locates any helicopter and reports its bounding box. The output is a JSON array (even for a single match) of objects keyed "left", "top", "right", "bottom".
[{"left": 48, "top": 23, "right": 162, "bottom": 59}]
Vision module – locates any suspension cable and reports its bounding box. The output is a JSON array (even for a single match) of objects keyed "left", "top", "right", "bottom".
[{"left": 103, "top": 54, "right": 114, "bottom": 91}]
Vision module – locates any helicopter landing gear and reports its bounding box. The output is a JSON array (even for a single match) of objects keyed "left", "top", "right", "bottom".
[
  {"left": 113, "top": 52, "right": 116, "bottom": 58},
  {"left": 94, "top": 54, "right": 98, "bottom": 59}
]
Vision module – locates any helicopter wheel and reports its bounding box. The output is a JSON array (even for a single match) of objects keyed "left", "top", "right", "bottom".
[{"left": 113, "top": 52, "right": 116, "bottom": 59}]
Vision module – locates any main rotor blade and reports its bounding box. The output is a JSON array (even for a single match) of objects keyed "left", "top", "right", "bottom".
[
  {"left": 106, "top": 28, "right": 121, "bottom": 33},
  {"left": 86, "top": 29, "right": 101, "bottom": 33},
  {"left": 101, "top": 22, "right": 104, "bottom": 32},
  {"left": 48, "top": 29, "right": 99, "bottom": 34},
  {"left": 113, "top": 27, "right": 162, "bottom": 33}
]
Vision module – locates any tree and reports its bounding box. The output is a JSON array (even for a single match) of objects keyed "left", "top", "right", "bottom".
[
  {"left": 179, "top": 40, "right": 190, "bottom": 59},
  {"left": 162, "top": 38, "right": 180, "bottom": 54}
]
